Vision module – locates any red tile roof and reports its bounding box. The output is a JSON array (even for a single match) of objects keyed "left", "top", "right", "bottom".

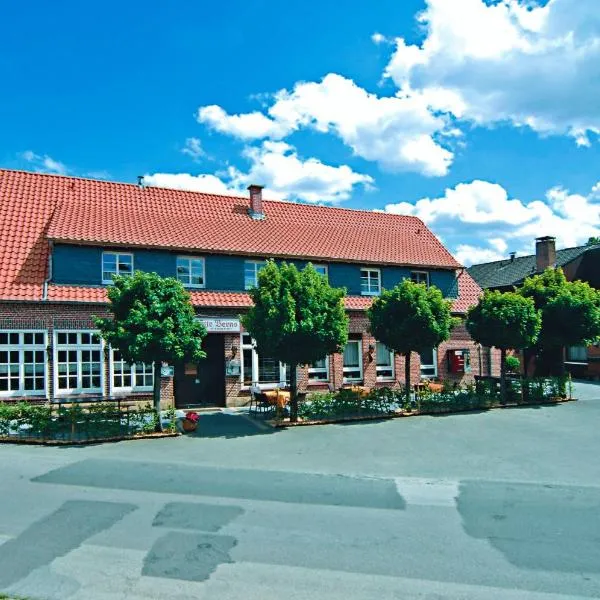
[
  {"left": 41, "top": 172, "right": 460, "bottom": 269},
  {"left": 0, "top": 169, "right": 475, "bottom": 310}
]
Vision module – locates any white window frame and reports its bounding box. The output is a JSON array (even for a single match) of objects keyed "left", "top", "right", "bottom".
[
  {"left": 240, "top": 333, "right": 288, "bottom": 389},
  {"left": 375, "top": 342, "right": 395, "bottom": 381},
  {"left": 53, "top": 330, "right": 104, "bottom": 397},
  {"left": 244, "top": 260, "right": 267, "bottom": 290},
  {"left": 176, "top": 256, "right": 206, "bottom": 289},
  {"left": 410, "top": 271, "right": 430, "bottom": 287},
  {"left": 102, "top": 251, "right": 134, "bottom": 284},
  {"left": 420, "top": 348, "right": 438, "bottom": 379},
  {"left": 360, "top": 268, "right": 381, "bottom": 296},
  {"left": 312, "top": 264, "right": 328, "bottom": 279},
  {"left": 109, "top": 348, "right": 154, "bottom": 394},
  {"left": 343, "top": 340, "right": 363, "bottom": 383},
  {"left": 0, "top": 330, "right": 48, "bottom": 398},
  {"left": 308, "top": 356, "right": 329, "bottom": 382}
]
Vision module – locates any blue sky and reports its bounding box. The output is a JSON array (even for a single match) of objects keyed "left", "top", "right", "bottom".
[{"left": 1, "top": 0, "right": 599, "bottom": 265}]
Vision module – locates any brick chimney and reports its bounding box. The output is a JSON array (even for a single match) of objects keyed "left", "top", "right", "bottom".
[
  {"left": 535, "top": 236, "right": 556, "bottom": 271},
  {"left": 247, "top": 184, "right": 265, "bottom": 220}
]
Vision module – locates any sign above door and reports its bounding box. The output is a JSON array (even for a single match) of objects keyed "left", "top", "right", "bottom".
[{"left": 198, "top": 317, "right": 241, "bottom": 333}]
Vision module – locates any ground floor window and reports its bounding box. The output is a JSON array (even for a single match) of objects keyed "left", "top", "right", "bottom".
[
  {"left": 111, "top": 349, "right": 154, "bottom": 392},
  {"left": 343, "top": 340, "right": 363, "bottom": 383},
  {"left": 420, "top": 348, "right": 438, "bottom": 378},
  {"left": 376, "top": 342, "right": 394, "bottom": 380},
  {"left": 241, "top": 333, "right": 289, "bottom": 387},
  {"left": 0, "top": 330, "right": 47, "bottom": 396},
  {"left": 308, "top": 357, "right": 329, "bottom": 382},
  {"left": 54, "top": 331, "right": 103, "bottom": 395},
  {"left": 566, "top": 346, "right": 588, "bottom": 363}
]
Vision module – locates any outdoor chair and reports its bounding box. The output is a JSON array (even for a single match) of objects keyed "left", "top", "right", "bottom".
[{"left": 248, "top": 384, "right": 274, "bottom": 418}]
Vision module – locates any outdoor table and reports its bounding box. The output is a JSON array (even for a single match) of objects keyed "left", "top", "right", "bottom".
[{"left": 263, "top": 389, "right": 291, "bottom": 408}]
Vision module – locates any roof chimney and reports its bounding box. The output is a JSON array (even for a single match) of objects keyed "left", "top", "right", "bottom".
[
  {"left": 247, "top": 184, "right": 265, "bottom": 220},
  {"left": 137, "top": 175, "right": 145, "bottom": 189},
  {"left": 535, "top": 236, "right": 556, "bottom": 272},
  {"left": 509, "top": 252, "right": 516, "bottom": 262}
]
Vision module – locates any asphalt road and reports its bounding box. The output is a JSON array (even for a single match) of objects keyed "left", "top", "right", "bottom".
[{"left": 0, "top": 381, "right": 599, "bottom": 600}]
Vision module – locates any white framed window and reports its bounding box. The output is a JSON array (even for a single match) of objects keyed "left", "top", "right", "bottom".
[
  {"left": 176, "top": 256, "right": 205, "bottom": 288},
  {"left": 420, "top": 348, "right": 438, "bottom": 378},
  {"left": 312, "top": 264, "right": 328, "bottom": 279},
  {"left": 343, "top": 340, "right": 363, "bottom": 383},
  {"left": 411, "top": 271, "right": 430, "bottom": 287},
  {"left": 110, "top": 349, "right": 154, "bottom": 393},
  {"left": 360, "top": 268, "right": 381, "bottom": 296},
  {"left": 376, "top": 342, "right": 394, "bottom": 381},
  {"left": 244, "top": 260, "right": 267, "bottom": 290},
  {"left": 54, "top": 331, "right": 104, "bottom": 396},
  {"left": 566, "top": 346, "right": 588, "bottom": 363},
  {"left": 0, "top": 331, "right": 47, "bottom": 397},
  {"left": 308, "top": 356, "right": 329, "bottom": 382},
  {"left": 240, "top": 333, "right": 289, "bottom": 388},
  {"left": 102, "top": 252, "right": 133, "bottom": 284}
]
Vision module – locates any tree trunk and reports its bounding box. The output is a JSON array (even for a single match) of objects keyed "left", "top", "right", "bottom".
[
  {"left": 522, "top": 348, "right": 530, "bottom": 378},
  {"left": 289, "top": 362, "right": 299, "bottom": 423},
  {"left": 405, "top": 352, "right": 411, "bottom": 408},
  {"left": 500, "top": 348, "right": 507, "bottom": 405},
  {"left": 153, "top": 362, "right": 163, "bottom": 432}
]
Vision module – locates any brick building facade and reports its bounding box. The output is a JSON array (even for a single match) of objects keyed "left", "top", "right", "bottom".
[{"left": 0, "top": 169, "right": 499, "bottom": 409}]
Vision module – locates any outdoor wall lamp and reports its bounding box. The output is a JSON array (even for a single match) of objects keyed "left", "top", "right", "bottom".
[
  {"left": 231, "top": 345, "right": 238, "bottom": 358},
  {"left": 367, "top": 344, "right": 375, "bottom": 363}
]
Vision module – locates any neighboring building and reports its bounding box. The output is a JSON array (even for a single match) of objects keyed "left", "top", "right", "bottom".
[
  {"left": 0, "top": 169, "right": 494, "bottom": 408},
  {"left": 468, "top": 236, "right": 600, "bottom": 379}
]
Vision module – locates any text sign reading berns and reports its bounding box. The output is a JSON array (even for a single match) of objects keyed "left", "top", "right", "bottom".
[{"left": 199, "top": 318, "right": 241, "bottom": 333}]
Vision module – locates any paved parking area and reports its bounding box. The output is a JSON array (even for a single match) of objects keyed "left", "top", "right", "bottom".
[{"left": 0, "top": 382, "right": 599, "bottom": 599}]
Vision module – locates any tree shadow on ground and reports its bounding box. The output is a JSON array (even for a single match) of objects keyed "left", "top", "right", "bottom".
[{"left": 188, "top": 412, "right": 278, "bottom": 439}]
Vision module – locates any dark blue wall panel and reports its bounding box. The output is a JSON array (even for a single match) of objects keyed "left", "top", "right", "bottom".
[{"left": 52, "top": 244, "right": 459, "bottom": 298}]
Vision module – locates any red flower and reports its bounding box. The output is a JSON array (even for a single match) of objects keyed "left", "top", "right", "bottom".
[{"left": 185, "top": 412, "right": 199, "bottom": 423}]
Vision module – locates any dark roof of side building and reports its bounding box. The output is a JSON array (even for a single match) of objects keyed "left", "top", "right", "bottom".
[{"left": 468, "top": 244, "right": 600, "bottom": 290}]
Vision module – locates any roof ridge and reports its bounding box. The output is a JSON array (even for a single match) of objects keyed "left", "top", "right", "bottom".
[{"left": 0, "top": 167, "right": 422, "bottom": 222}]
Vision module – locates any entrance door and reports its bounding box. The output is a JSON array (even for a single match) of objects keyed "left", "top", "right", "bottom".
[{"left": 174, "top": 334, "right": 225, "bottom": 407}]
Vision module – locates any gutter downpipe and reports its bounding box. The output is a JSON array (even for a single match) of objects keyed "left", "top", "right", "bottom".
[{"left": 42, "top": 240, "right": 54, "bottom": 301}]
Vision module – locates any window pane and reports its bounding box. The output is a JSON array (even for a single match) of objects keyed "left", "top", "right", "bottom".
[
  {"left": 376, "top": 343, "right": 391, "bottom": 366},
  {"left": 243, "top": 348, "right": 253, "bottom": 385},
  {"left": 0, "top": 333, "right": 7, "bottom": 345},
  {"left": 24, "top": 333, "right": 33, "bottom": 345},
  {"left": 343, "top": 342, "right": 360, "bottom": 368},
  {"left": 567, "top": 346, "right": 587, "bottom": 362},
  {"left": 9, "top": 333, "right": 19, "bottom": 345},
  {"left": 258, "top": 355, "right": 280, "bottom": 384}
]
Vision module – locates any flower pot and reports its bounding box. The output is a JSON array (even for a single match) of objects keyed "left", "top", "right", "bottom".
[{"left": 181, "top": 418, "right": 198, "bottom": 433}]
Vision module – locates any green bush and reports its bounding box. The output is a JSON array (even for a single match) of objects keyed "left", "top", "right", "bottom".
[{"left": 505, "top": 355, "right": 521, "bottom": 374}]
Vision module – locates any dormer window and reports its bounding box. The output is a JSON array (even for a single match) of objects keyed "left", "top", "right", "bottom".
[
  {"left": 360, "top": 268, "right": 381, "bottom": 296},
  {"left": 410, "top": 271, "right": 430, "bottom": 287},
  {"left": 176, "top": 256, "right": 205, "bottom": 288},
  {"left": 102, "top": 252, "right": 133, "bottom": 284}
]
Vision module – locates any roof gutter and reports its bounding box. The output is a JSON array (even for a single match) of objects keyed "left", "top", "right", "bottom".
[{"left": 42, "top": 240, "right": 54, "bottom": 301}]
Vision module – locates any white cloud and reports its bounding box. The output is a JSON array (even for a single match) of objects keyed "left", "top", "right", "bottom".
[
  {"left": 20, "top": 150, "right": 69, "bottom": 175},
  {"left": 371, "top": 32, "right": 387, "bottom": 45},
  {"left": 197, "top": 74, "right": 457, "bottom": 177},
  {"left": 385, "top": 179, "right": 600, "bottom": 265},
  {"left": 230, "top": 141, "right": 373, "bottom": 203},
  {"left": 145, "top": 141, "right": 372, "bottom": 204},
  {"left": 181, "top": 137, "right": 205, "bottom": 161},
  {"left": 197, "top": 105, "right": 288, "bottom": 140},
  {"left": 384, "top": 0, "right": 600, "bottom": 144},
  {"left": 142, "top": 172, "right": 238, "bottom": 196}
]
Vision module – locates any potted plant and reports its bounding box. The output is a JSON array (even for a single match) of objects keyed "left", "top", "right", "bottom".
[{"left": 182, "top": 411, "right": 199, "bottom": 433}]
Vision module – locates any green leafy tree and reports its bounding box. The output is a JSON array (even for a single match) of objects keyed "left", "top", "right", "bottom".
[
  {"left": 242, "top": 261, "right": 348, "bottom": 422},
  {"left": 95, "top": 271, "right": 206, "bottom": 430},
  {"left": 466, "top": 290, "right": 541, "bottom": 402},
  {"left": 587, "top": 236, "right": 600, "bottom": 246},
  {"left": 368, "top": 280, "right": 455, "bottom": 407},
  {"left": 517, "top": 268, "right": 600, "bottom": 375}
]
